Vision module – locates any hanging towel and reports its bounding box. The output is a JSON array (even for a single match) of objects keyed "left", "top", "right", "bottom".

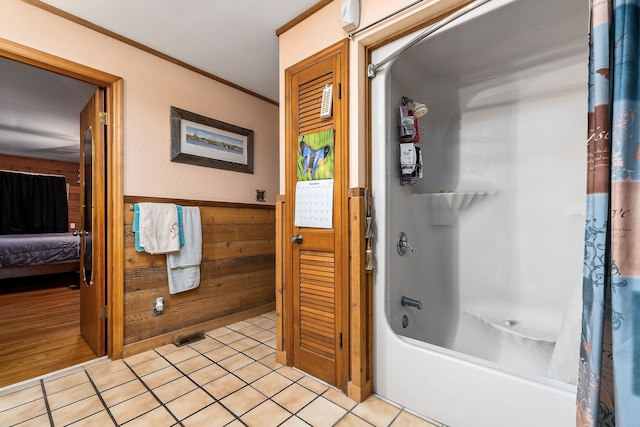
[
  {"left": 133, "top": 204, "right": 184, "bottom": 251},
  {"left": 166, "top": 206, "right": 202, "bottom": 294},
  {"left": 135, "top": 202, "right": 180, "bottom": 254}
]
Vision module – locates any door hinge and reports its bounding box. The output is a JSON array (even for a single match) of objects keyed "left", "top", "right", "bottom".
[
  {"left": 99, "top": 111, "right": 108, "bottom": 125},
  {"left": 99, "top": 305, "right": 108, "bottom": 319},
  {"left": 339, "top": 332, "right": 343, "bottom": 348},
  {"left": 338, "top": 83, "right": 342, "bottom": 100}
]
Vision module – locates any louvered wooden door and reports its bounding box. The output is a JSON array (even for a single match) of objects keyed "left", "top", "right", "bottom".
[{"left": 284, "top": 40, "right": 349, "bottom": 388}]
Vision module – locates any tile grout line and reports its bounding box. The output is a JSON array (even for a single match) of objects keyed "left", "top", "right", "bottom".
[
  {"left": 332, "top": 405, "right": 377, "bottom": 427},
  {"left": 273, "top": 375, "right": 351, "bottom": 426},
  {"left": 195, "top": 322, "right": 382, "bottom": 427},
  {"left": 274, "top": 388, "right": 319, "bottom": 427},
  {"left": 276, "top": 414, "right": 312, "bottom": 427},
  {"left": 387, "top": 409, "right": 403, "bottom": 427},
  {"left": 198, "top": 331, "right": 305, "bottom": 423},
  {"left": 399, "top": 405, "right": 446, "bottom": 427},
  {"left": 208, "top": 322, "right": 436, "bottom": 427},
  {"left": 271, "top": 370, "right": 377, "bottom": 426},
  {"left": 176, "top": 331, "right": 296, "bottom": 425},
  {"left": 153, "top": 318, "right": 272, "bottom": 425},
  {"left": 122, "top": 357, "right": 184, "bottom": 427},
  {"left": 2, "top": 312, "right": 436, "bottom": 427},
  {"left": 154, "top": 346, "right": 246, "bottom": 426},
  {"left": 82, "top": 369, "right": 118, "bottom": 426},
  {"left": 206, "top": 324, "right": 349, "bottom": 426},
  {"left": 39, "top": 379, "right": 54, "bottom": 427}
]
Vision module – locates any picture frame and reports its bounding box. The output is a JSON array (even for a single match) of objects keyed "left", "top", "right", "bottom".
[{"left": 170, "top": 106, "right": 254, "bottom": 174}]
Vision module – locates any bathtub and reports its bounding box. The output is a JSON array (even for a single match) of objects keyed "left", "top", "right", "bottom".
[{"left": 370, "top": 0, "right": 586, "bottom": 425}]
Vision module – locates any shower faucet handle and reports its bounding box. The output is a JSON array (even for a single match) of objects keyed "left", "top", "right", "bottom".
[
  {"left": 404, "top": 241, "right": 416, "bottom": 254},
  {"left": 397, "top": 232, "right": 416, "bottom": 255}
]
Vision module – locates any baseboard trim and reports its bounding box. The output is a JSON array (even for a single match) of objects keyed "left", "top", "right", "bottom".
[
  {"left": 347, "top": 380, "right": 374, "bottom": 403},
  {"left": 122, "top": 303, "right": 275, "bottom": 358},
  {"left": 276, "top": 350, "right": 287, "bottom": 365}
]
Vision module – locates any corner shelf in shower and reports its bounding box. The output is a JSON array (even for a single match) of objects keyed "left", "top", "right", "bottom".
[{"left": 419, "top": 192, "right": 489, "bottom": 225}]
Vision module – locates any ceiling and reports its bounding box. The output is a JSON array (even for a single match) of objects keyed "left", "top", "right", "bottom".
[
  {"left": 39, "top": 0, "right": 319, "bottom": 102},
  {"left": 0, "top": 57, "right": 97, "bottom": 163},
  {"left": 0, "top": 0, "right": 318, "bottom": 163}
]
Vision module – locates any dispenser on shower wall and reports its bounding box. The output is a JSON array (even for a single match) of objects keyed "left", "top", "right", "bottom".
[
  {"left": 398, "top": 97, "right": 427, "bottom": 185},
  {"left": 399, "top": 141, "right": 423, "bottom": 186}
]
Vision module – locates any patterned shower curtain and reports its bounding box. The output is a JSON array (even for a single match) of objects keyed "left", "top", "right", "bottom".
[{"left": 578, "top": 0, "right": 640, "bottom": 426}]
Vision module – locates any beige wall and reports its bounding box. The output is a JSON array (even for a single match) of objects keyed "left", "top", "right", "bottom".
[
  {"left": 278, "top": 0, "right": 472, "bottom": 191},
  {"left": 1, "top": 0, "right": 279, "bottom": 204}
]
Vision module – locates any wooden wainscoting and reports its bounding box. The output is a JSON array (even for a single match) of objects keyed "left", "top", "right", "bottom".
[
  {"left": 0, "top": 154, "right": 80, "bottom": 229},
  {"left": 122, "top": 196, "right": 276, "bottom": 356}
]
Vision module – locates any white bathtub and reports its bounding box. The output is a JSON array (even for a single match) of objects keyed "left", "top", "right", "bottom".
[
  {"left": 373, "top": 233, "right": 577, "bottom": 427},
  {"left": 375, "top": 326, "right": 576, "bottom": 427},
  {"left": 370, "top": 0, "right": 586, "bottom": 425}
]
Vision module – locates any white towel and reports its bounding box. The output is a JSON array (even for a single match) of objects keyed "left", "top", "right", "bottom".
[
  {"left": 137, "top": 203, "right": 181, "bottom": 254},
  {"left": 166, "top": 206, "right": 202, "bottom": 294}
]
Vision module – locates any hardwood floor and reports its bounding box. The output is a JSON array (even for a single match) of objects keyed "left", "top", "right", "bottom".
[{"left": 0, "top": 274, "right": 97, "bottom": 388}]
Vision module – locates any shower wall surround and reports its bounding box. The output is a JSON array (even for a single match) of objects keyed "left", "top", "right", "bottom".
[{"left": 372, "top": 0, "right": 588, "bottom": 426}]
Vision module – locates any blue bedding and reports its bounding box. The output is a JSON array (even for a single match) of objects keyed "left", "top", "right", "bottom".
[{"left": 0, "top": 233, "right": 80, "bottom": 268}]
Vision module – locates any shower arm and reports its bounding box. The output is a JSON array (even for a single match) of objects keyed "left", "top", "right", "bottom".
[{"left": 367, "top": 0, "right": 493, "bottom": 78}]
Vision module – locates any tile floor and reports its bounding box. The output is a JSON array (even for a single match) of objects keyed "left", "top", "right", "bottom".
[{"left": 0, "top": 312, "right": 442, "bottom": 427}]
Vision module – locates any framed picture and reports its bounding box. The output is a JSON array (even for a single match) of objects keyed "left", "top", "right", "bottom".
[{"left": 170, "top": 106, "right": 254, "bottom": 173}]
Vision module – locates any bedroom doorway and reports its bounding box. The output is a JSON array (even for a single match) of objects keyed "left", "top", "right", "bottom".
[
  {"left": 0, "top": 39, "right": 124, "bottom": 387},
  {"left": 0, "top": 65, "right": 104, "bottom": 386}
]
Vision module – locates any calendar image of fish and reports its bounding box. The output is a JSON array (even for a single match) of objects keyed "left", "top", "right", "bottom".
[{"left": 297, "top": 129, "right": 334, "bottom": 181}]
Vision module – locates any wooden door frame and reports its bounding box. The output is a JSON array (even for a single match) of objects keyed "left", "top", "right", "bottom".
[
  {"left": 0, "top": 37, "right": 125, "bottom": 359},
  {"left": 283, "top": 39, "right": 350, "bottom": 388}
]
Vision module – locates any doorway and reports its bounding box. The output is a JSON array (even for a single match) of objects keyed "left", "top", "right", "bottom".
[
  {"left": 0, "top": 39, "right": 124, "bottom": 386},
  {"left": 0, "top": 58, "right": 102, "bottom": 386}
]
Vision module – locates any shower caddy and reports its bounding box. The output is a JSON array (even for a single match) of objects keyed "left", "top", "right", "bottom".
[{"left": 398, "top": 96, "right": 425, "bottom": 186}]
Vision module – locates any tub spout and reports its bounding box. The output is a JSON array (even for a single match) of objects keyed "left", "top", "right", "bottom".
[{"left": 401, "top": 296, "right": 423, "bottom": 309}]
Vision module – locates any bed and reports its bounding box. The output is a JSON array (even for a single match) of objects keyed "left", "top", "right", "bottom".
[{"left": 0, "top": 233, "right": 80, "bottom": 279}]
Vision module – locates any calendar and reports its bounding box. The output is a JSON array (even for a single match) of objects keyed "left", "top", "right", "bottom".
[{"left": 294, "top": 179, "right": 334, "bottom": 228}]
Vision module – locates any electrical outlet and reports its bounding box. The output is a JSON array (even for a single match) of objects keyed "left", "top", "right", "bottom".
[
  {"left": 256, "top": 189, "right": 266, "bottom": 202},
  {"left": 153, "top": 297, "right": 164, "bottom": 316}
]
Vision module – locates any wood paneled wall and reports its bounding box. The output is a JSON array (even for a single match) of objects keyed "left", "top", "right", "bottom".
[
  {"left": 123, "top": 196, "right": 276, "bottom": 349},
  {"left": 0, "top": 154, "right": 80, "bottom": 229}
]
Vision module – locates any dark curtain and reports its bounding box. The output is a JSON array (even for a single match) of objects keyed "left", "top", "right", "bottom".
[{"left": 0, "top": 171, "right": 69, "bottom": 234}]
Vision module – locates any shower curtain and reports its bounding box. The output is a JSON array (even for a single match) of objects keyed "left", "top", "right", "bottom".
[{"left": 578, "top": 1, "right": 640, "bottom": 426}]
